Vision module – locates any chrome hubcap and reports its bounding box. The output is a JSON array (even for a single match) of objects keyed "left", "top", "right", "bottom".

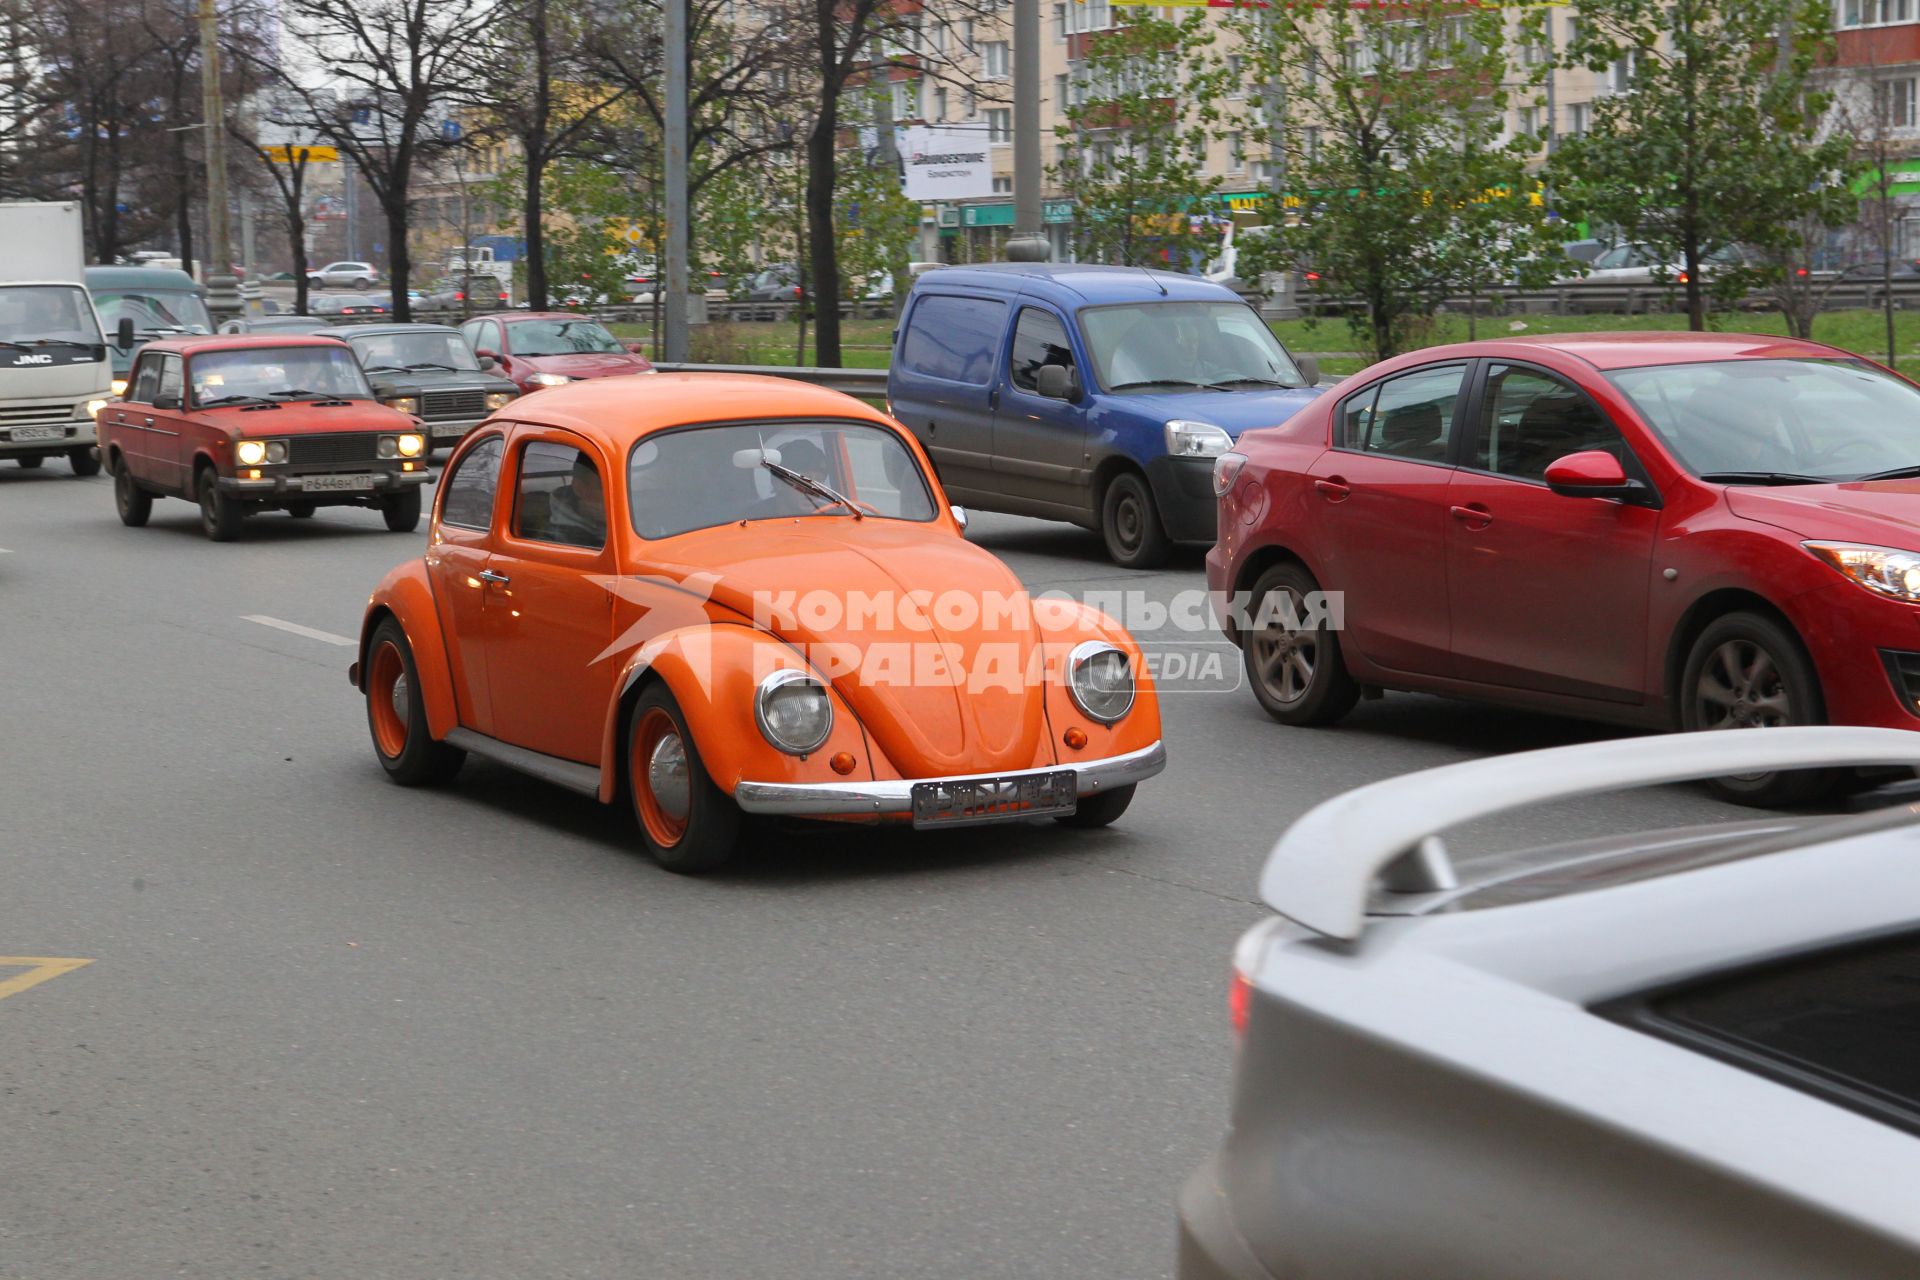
[
  {"left": 389, "top": 673, "right": 410, "bottom": 729},
  {"left": 1250, "top": 589, "right": 1316, "bottom": 704},
  {"left": 647, "top": 732, "right": 690, "bottom": 820}
]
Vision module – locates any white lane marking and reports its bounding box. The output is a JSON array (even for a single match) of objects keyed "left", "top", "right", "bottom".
[
  {"left": 0, "top": 547, "right": 12, "bottom": 554},
  {"left": 242, "top": 615, "right": 356, "bottom": 647}
]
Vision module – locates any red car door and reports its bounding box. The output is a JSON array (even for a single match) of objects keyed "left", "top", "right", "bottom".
[
  {"left": 428, "top": 432, "right": 508, "bottom": 734},
  {"left": 480, "top": 425, "right": 619, "bottom": 765},
  {"left": 1444, "top": 362, "right": 1659, "bottom": 703},
  {"left": 1304, "top": 362, "right": 1470, "bottom": 677}
]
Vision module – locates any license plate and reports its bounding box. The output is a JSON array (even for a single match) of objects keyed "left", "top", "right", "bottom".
[
  {"left": 303, "top": 474, "right": 375, "bottom": 492},
  {"left": 10, "top": 426, "right": 63, "bottom": 442},
  {"left": 430, "top": 423, "right": 470, "bottom": 437},
  {"left": 911, "top": 770, "right": 1078, "bottom": 828}
]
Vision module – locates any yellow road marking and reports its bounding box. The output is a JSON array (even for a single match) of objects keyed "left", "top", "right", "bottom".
[{"left": 0, "top": 957, "right": 93, "bottom": 1002}]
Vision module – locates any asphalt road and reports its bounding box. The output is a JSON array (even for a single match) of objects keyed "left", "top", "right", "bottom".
[{"left": 0, "top": 465, "right": 1750, "bottom": 1280}]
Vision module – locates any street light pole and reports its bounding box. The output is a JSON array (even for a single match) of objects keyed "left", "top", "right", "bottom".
[
  {"left": 663, "top": 0, "right": 690, "bottom": 362},
  {"left": 1006, "top": 0, "right": 1049, "bottom": 261},
  {"left": 197, "top": 0, "right": 239, "bottom": 319}
]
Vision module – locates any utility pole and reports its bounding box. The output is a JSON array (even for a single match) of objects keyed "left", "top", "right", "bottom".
[
  {"left": 1006, "top": 0, "right": 1048, "bottom": 261},
  {"left": 663, "top": 0, "right": 689, "bottom": 361},
  {"left": 197, "top": 0, "right": 239, "bottom": 318}
]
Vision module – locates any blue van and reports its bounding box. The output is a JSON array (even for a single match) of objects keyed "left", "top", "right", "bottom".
[{"left": 886, "top": 264, "right": 1323, "bottom": 567}]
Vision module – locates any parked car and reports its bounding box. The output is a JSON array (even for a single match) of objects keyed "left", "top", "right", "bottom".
[
  {"left": 85, "top": 265, "right": 212, "bottom": 393},
  {"left": 307, "top": 261, "right": 379, "bottom": 290},
  {"left": 309, "top": 293, "right": 388, "bottom": 318},
  {"left": 217, "top": 316, "right": 334, "bottom": 336},
  {"left": 740, "top": 264, "right": 802, "bottom": 303},
  {"left": 1180, "top": 725, "right": 1920, "bottom": 1280},
  {"left": 349, "top": 374, "right": 1166, "bottom": 871},
  {"left": 1839, "top": 258, "right": 1920, "bottom": 282},
  {"left": 100, "top": 335, "right": 432, "bottom": 540},
  {"left": 1561, "top": 243, "right": 1747, "bottom": 286},
  {"left": 457, "top": 312, "right": 653, "bottom": 392},
  {"left": 888, "top": 264, "right": 1324, "bottom": 568},
  {"left": 1208, "top": 331, "right": 1920, "bottom": 806},
  {"left": 342, "top": 323, "right": 518, "bottom": 450}
]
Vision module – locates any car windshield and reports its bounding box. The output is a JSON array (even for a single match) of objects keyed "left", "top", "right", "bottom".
[
  {"left": 1079, "top": 301, "right": 1305, "bottom": 392},
  {"left": 1610, "top": 358, "right": 1920, "bottom": 482},
  {"left": 350, "top": 330, "right": 481, "bottom": 372},
  {"left": 189, "top": 345, "right": 372, "bottom": 405},
  {"left": 92, "top": 289, "right": 213, "bottom": 336},
  {"left": 0, "top": 284, "right": 105, "bottom": 344},
  {"left": 629, "top": 421, "right": 937, "bottom": 539},
  {"left": 508, "top": 319, "right": 624, "bottom": 356}
]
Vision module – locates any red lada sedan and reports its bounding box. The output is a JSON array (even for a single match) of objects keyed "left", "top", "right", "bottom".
[
  {"left": 457, "top": 313, "right": 653, "bottom": 394},
  {"left": 1207, "top": 332, "right": 1920, "bottom": 806}
]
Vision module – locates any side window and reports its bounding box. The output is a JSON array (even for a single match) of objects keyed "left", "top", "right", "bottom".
[
  {"left": 128, "top": 355, "right": 163, "bottom": 404},
  {"left": 1008, "top": 306, "right": 1075, "bottom": 393},
  {"left": 157, "top": 355, "right": 184, "bottom": 406},
  {"left": 484, "top": 321, "right": 505, "bottom": 353},
  {"left": 898, "top": 295, "right": 1007, "bottom": 384},
  {"left": 513, "top": 440, "right": 606, "bottom": 550},
  {"left": 441, "top": 435, "right": 504, "bottom": 531},
  {"left": 459, "top": 320, "right": 484, "bottom": 350},
  {"left": 1337, "top": 364, "right": 1465, "bottom": 464},
  {"left": 1475, "top": 364, "right": 1626, "bottom": 483}
]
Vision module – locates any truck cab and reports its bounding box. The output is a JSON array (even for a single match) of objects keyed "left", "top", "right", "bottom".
[{"left": 0, "top": 203, "right": 116, "bottom": 476}]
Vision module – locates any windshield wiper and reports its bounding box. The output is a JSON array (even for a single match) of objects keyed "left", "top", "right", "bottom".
[
  {"left": 406, "top": 361, "right": 458, "bottom": 371},
  {"left": 1210, "top": 376, "right": 1301, "bottom": 390},
  {"left": 1853, "top": 465, "right": 1920, "bottom": 483},
  {"left": 199, "top": 394, "right": 276, "bottom": 407},
  {"left": 1107, "top": 378, "right": 1229, "bottom": 393},
  {"left": 1696, "top": 470, "right": 1833, "bottom": 486},
  {"left": 360, "top": 363, "right": 406, "bottom": 373},
  {"left": 761, "top": 457, "right": 873, "bottom": 519},
  {"left": 21, "top": 338, "right": 98, "bottom": 350},
  {"left": 267, "top": 389, "right": 321, "bottom": 400}
]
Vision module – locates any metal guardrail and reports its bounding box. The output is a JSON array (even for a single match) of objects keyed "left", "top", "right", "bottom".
[
  {"left": 1279, "top": 276, "right": 1920, "bottom": 319},
  {"left": 648, "top": 362, "right": 889, "bottom": 396}
]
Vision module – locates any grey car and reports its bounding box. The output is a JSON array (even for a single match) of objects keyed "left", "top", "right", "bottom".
[
  {"left": 307, "top": 260, "right": 378, "bottom": 290},
  {"left": 342, "top": 324, "right": 518, "bottom": 450},
  {"left": 1180, "top": 726, "right": 1920, "bottom": 1280}
]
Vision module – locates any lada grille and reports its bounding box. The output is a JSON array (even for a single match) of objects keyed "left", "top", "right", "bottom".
[
  {"left": 288, "top": 433, "right": 379, "bottom": 465},
  {"left": 420, "top": 389, "right": 486, "bottom": 420},
  {"left": 0, "top": 404, "right": 76, "bottom": 425}
]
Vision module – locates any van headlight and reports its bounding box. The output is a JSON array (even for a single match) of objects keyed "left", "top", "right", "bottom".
[
  {"left": 1067, "top": 641, "right": 1136, "bottom": 723},
  {"left": 1166, "top": 420, "right": 1233, "bottom": 458},
  {"left": 755, "top": 669, "right": 833, "bottom": 754},
  {"left": 85, "top": 398, "right": 110, "bottom": 419}
]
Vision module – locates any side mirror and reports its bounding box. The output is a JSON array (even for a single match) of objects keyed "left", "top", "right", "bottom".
[
  {"left": 153, "top": 394, "right": 181, "bottom": 410},
  {"left": 950, "top": 504, "right": 968, "bottom": 532},
  {"left": 475, "top": 348, "right": 500, "bottom": 370},
  {"left": 115, "top": 316, "right": 136, "bottom": 349},
  {"left": 1035, "top": 363, "right": 1077, "bottom": 401},
  {"left": 625, "top": 342, "right": 647, "bottom": 355},
  {"left": 1544, "top": 450, "right": 1654, "bottom": 504},
  {"left": 1294, "top": 353, "right": 1320, "bottom": 387}
]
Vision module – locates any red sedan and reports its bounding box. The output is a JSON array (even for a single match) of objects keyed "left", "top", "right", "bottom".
[
  {"left": 1207, "top": 332, "right": 1920, "bottom": 806},
  {"left": 457, "top": 313, "right": 653, "bottom": 394}
]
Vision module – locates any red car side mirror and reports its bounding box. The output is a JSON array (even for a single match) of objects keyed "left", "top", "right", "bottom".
[
  {"left": 1544, "top": 450, "right": 1656, "bottom": 506},
  {"left": 625, "top": 342, "right": 647, "bottom": 355}
]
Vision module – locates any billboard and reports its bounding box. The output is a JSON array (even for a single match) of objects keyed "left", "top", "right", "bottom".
[{"left": 902, "top": 126, "right": 994, "bottom": 202}]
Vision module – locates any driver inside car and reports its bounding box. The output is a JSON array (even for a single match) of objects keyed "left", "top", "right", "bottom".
[{"left": 548, "top": 454, "right": 608, "bottom": 548}]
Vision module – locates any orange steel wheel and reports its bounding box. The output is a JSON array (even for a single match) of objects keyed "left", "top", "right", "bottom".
[
  {"left": 368, "top": 639, "right": 410, "bottom": 760},
  {"left": 630, "top": 706, "right": 691, "bottom": 848}
]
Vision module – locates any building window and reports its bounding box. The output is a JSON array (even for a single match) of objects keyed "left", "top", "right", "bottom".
[
  {"left": 965, "top": 88, "right": 979, "bottom": 118},
  {"left": 1227, "top": 131, "right": 1245, "bottom": 173},
  {"left": 1567, "top": 102, "right": 1591, "bottom": 135},
  {"left": 1224, "top": 54, "right": 1244, "bottom": 97},
  {"left": 1843, "top": 0, "right": 1915, "bottom": 26},
  {"left": 992, "top": 176, "right": 1013, "bottom": 193},
  {"left": 1608, "top": 50, "right": 1639, "bottom": 94},
  {"left": 1054, "top": 72, "right": 1069, "bottom": 108},
  {"left": 988, "top": 107, "right": 1012, "bottom": 144},
  {"left": 1516, "top": 105, "right": 1539, "bottom": 136},
  {"left": 983, "top": 41, "right": 1010, "bottom": 79},
  {"left": 1878, "top": 76, "right": 1918, "bottom": 129},
  {"left": 959, "top": 19, "right": 975, "bottom": 51},
  {"left": 933, "top": 86, "right": 949, "bottom": 121},
  {"left": 1053, "top": 2, "right": 1066, "bottom": 40},
  {"left": 891, "top": 79, "right": 920, "bottom": 120}
]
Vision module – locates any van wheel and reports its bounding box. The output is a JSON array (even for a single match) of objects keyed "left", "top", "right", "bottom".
[
  {"left": 1680, "top": 612, "right": 1835, "bottom": 807},
  {"left": 197, "top": 467, "right": 245, "bottom": 541},
  {"left": 628, "top": 685, "right": 740, "bottom": 873},
  {"left": 1243, "top": 562, "right": 1360, "bottom": 726},
  {"left": 365, "top": 619, "right": 466, "bottom": 786},
  {"left": 1101, "top": 472, "right": 1171, "bottom": 569},
  {"left": 115, "top": 467, "right": 153, "bottom": 527},
  {"left": 69, "top": 447, "right": 101, "bottom": 477}
]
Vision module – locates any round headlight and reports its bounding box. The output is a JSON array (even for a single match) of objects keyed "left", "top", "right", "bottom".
[
  {"left": 265, "top": 440, "right": 288, "bottom": 464},
  {"left": 485, "top": 391, "right": 514, "bottom": 410},
  {"left": 110, "top": 379, "right": 129, "bottom": 397},
  {"left": 376, "top": 435, "right": 399, "bottom": 459},
  {"left": 755, "top": 669, "right": 833, "bottom": 755},
  {"left": 397, "top": 433, "right": 425, "bottom": 458},
  {"left": 385, "top": 395, "right": 419, "bottom": 415},
  {"left": 236, "top": 439, "right": 267, "bottom": 466},
  {"left": 1067, "top": 641, "right": 1135, "bottom": 724}
]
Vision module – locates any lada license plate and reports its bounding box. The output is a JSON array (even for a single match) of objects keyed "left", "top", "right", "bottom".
[
  {"left": 10, "top": 426, "right": 62, "bottom": 442},
  {"left": 911, "top": 771, "right": 1077, "bottom": 828},
  {"left": 303, "top": 474, "right": 375, "bottom": 492},
  {"left": 430, "top": 423, "right": 468, "bottom": 437}
]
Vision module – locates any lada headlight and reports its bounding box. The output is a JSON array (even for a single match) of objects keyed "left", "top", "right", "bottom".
[
  {"left": 385, "top": 395, "right": 419, "bottom": 414},
  {"left": 110, "top": 379, "right": 129, "bottom": 397},
  {"left": 485, "top": 391, "right": 514, "bottom": 410},
  {"left": 377, "top": 435, "right": 399, "bottom": 459},
  {"left": 397, "top": 433, "right": 425, "bottom": 458},
  {"left": 755, "top": 669, "right": 833, "bottom": 754},
  {"left": 1067, "top": 641, "right": 1136, "bottom": 723},
  {"left": 1806, "top": 542, "right": 1920, "bottom": 602}
]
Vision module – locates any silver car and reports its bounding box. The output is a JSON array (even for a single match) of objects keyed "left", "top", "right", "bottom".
[
  {"left": 1180, "top": 727, "right": 1920, "bottom": 1280},
  {"left": 307, "top": 260, "right": 378, "bottom": 290}
]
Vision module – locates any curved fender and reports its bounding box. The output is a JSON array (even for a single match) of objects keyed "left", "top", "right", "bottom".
[
  {"left": 359, "top": 562, "right": 460, "bottom": 741},
  {"left": 597, "top": 622, "right": 871, "bottom": 803},
  {"left": 1030, "top": 596, "right": 1165, "bottom": 765}
]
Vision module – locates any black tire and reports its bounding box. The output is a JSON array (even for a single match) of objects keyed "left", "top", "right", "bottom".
[
  {"left": 1242, "top": 561, "right": 1361, "bottom": 726},
  {"left": 627, "top": 683, "right": 741, "bottom": 873},
  {"left": 114, "top": 467, "right": 152, "bottom": 527},
  {"left": 364, "top": 619, "right": 466, "bottom": 786},
  {"left": 1679, "top": 610, "right": 1833, "bottom": 807},
  {"left": 353, "top": 277, "right": 370, "bottom": 291},
  {"left": 382, "top": 486, "right": 422, "bottom": 533},
  {"left": 1100, "top": 471, "right": 1172, "bottom": 569},
  {"left": 197, "top": 466, "right": 245, "bottom": 541},
  {"left": 287, "top": 502, "right": 317, "bottom": 519},
  {"left": 1054, "top": 783, "right": 1135, "bottom": 829},
  {"left": 69, "top": 446, "right": 101, "bottom": 477},
  {"left": 16, "top": 455, "right": 42, "bottom": 469}
]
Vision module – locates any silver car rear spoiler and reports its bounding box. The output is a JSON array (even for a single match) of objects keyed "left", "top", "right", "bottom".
[{"left": 1261, "top": 727, "right": 1920, "bottom": 941}]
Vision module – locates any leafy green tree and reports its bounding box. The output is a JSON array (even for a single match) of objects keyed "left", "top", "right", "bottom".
[
  {"left": 1050, "top": 11, "right": 1234, "bottom": 269},
  {"left": 1550, "top": 0, "right": 1853, "bottom": 330},
  {"left": 1233, "top": 1, "right": 1566, "bottom": 361}
]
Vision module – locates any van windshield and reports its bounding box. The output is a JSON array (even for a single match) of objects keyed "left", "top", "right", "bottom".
[{"left": 1080, "top": 301, "right": 1304, "bottom": 393}]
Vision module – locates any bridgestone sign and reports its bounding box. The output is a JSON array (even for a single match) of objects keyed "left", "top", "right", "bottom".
[{"left": 903, "top": 125, "right": 994, "bottom": 201}]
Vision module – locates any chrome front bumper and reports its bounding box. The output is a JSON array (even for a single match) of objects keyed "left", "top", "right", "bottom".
[{"left": 732, "top": 740, "right": 1167, "bottom": 817}]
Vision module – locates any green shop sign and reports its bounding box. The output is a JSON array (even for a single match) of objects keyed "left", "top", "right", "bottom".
[{"left": 959, "top": 201, "right": 1076, "bottom": 227}]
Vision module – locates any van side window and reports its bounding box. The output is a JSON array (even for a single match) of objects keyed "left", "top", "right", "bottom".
[
  {"left": 1009, "top": 307, "right": 1075, "bottom": 393},
  {"left": 899, "top": 295, "right": 1006, "bottom": 384}
]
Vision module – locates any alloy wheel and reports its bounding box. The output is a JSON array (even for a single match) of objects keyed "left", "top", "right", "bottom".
[{"left": 1248, "top": 587, "right": 1317, "bottom": 704}]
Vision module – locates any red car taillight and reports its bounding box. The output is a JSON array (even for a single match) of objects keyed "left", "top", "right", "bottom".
[
  {"left": 1229, "top": 967, "right": 1252, "bottom": 1038},
  {"left": 792, "top": 286, "right": 802, "bottom": 299},
  {"left": 1213, "top": 452, "right": 1247, "bottom": 498}
]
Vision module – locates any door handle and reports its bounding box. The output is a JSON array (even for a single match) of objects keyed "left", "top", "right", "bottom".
[
  {"left": 927, "top": 421, "right": 937, "bottom": 435},
  {"left": 143, "top": 416, "right": 154, "bottom": 426},
  {"left": 1313, "top": 478, "right": 1351, "bottom": 501},
  {"left": 1450, "top": 504, "right": 1493, "bottom": 528},
  {"left": 478, "top": 569, "right": 511, "bottom": 585}
]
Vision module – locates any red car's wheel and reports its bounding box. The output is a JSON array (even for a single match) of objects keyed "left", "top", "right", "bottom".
[
  {"left": 1680, "top": 611, "right": 1833, "bottom": 808},
  {"left": 365, "top": 619, "right": 465, "bottom": 786},
  {"left": 628, "top": 684, "right": 740, "bottom": 873}
]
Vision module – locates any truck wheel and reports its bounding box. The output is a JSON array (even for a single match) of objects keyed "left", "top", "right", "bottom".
[
  {"left": 197, "top": 467, "right": 245, "bottom": 542},
  {"left": 1101, "top": 472, "right": 1172, "bottom": 569},
  {"left": 628, "top": 684, "right": 740, "bottom": 873},
  {"left": 382, "top": 487, "right": 422, "bottom": 533},
  {"left": 114, "top": 468, "right": 153, "bottom": 527},
  {"left": 1054, "top": 784, "right": 1135, "bottom": 829},
  {"left": 1680, "top": 611, "right": 1834, "bottom": 808},
  {"left": 365, "top": 618, "right": 466, "bottom": 786},
  {"left": 16, "top": 455, "right": 42, "bottom": 469},
  {"left": 68, "top": 446, "right": 101, "bottom": 477}
]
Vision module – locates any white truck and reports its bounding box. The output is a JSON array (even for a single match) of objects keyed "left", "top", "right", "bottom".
[{"left": 0, "top": 202, "right": 116, "bottom": 476}]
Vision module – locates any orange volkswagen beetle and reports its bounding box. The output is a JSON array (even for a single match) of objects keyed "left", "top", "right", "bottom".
[{"left": 350, "top": 374, "right": 1165, "bottom": 871}]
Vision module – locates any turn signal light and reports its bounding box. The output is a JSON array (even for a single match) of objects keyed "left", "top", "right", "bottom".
[
  {"left": 829, "top": 751, "right": 857, "bottom": 775},
  {"left": 1230, "top": 968, "right": 1252, "bottom": 1038},
  {"left": 1063, "top": 727, "right": 1088, "bottom": 750}
]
